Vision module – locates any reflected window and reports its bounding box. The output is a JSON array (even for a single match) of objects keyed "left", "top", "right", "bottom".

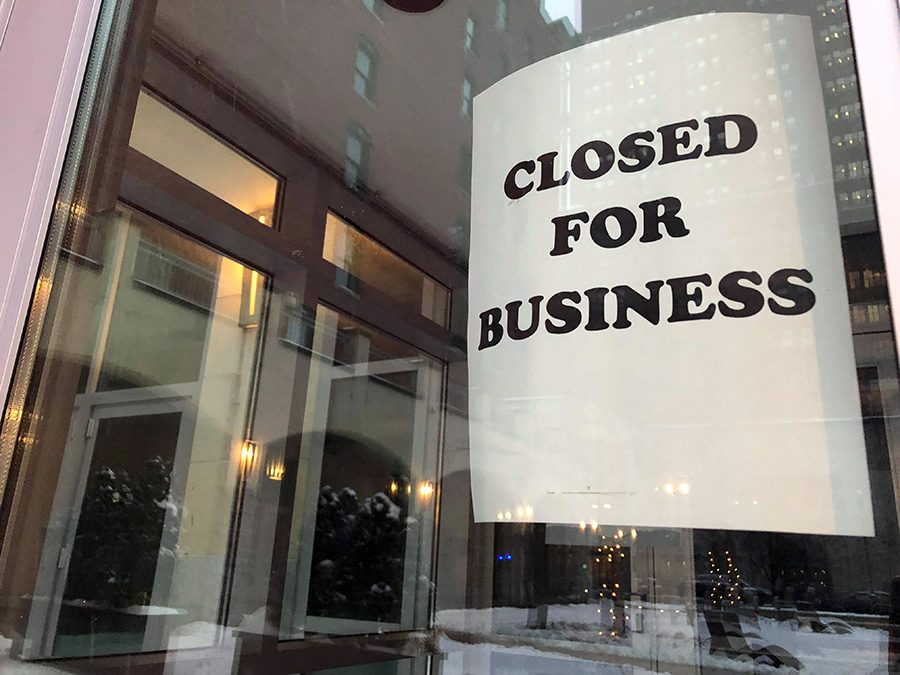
[
  {"left": 322, "top": 212, "right": 450, "bottom": 327},
  {"left": 353, "top": 40, "right": 378, "bottom": 101},
  {"left": 464, "top": 16, "right": 475, "bottom": 51},
  {"left": 362, "top": 0, "right": 384, "bottom": 19},
  {"left": 8, "top": 205, "right": 267, "bottom": 657},
  {"left": 344, "top": 124, "right": 371, "bottom": 189},
  {"left": 497, "top": 0, "right": 507, "bottom": 30},
  {"left": 282, "top": 307, "right": 443, "bottom": 636},
  {"left": 461, "top": 77, "right": 473, "bottom": 118},
  {"left": 129, "top": 90, "right": 279, "bottom": 225}
]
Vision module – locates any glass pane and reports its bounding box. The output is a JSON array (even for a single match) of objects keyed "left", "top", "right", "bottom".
[
  {"left": 0, "top": 0, "right": 896, "bottom": 672},
  {"left": 314, "top": 657, "right": 426, "bottom": 675},
  {"left": 56, "top": 411, "right": 183, "bottom": 656},
  {"left": 1, "top": 205, "right": 267, "bottom": 659},
  {"left": 281, "top": 307, "right": 443, "bottom": 636},
  {"left": 130, "top": 90, "right": 279, "bottom": 225},
  {"left": 323, "top": 212, "right": 450, "bottom": 327}
]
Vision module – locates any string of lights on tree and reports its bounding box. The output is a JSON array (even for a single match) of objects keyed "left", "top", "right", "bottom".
[
  {"left": 595, "top": 528, "right": 631, "bottom": 639},
  {"left": 707, "top": 548, "right": 742, "bottom": 607}
]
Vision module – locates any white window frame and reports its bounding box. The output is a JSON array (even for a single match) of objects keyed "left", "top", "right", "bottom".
[{"left": 0, "top": 0, "right": 103, "bottom": 407}]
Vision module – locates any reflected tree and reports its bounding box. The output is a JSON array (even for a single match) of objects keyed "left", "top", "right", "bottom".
[
  {"left": 308, "top": 484, "right": 409, "bottom": 623},
  {"left": 64, "top": 456, "right": 177, "bottom": 609}
]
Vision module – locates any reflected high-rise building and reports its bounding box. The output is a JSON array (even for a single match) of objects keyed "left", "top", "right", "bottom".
[{"left": 579, "top": 0, "right": 899, "bottom": 611}]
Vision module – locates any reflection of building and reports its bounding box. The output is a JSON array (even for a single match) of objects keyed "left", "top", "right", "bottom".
[
  {"left": 153, "top": 0, "right": 578, "bottom": 264},
  {"left": 0, "top": 0, "right": 581, "bottom": 665},
  {"left": 579, "top": 0, "right": 900, "bottom": 610}
]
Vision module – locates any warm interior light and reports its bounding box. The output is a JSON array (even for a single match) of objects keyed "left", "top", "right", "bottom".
[
  {"left": 240, "top": 266, "right": 264, "bottom": 328},
  {"left": 240, "top": 440, "right": 258, "bottom": 465},
  {"left": 248, "top": 271, "right": 259, "bottom": 316},
  {"left": 265, "top": 459, "right": 284, "bottom": 481},
  {"left": 418, "top": 481, "right": 435, "bottom": 499}
]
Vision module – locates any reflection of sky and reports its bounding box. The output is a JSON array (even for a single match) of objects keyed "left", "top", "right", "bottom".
[{"left": 543, "top": 0, "right": 582, "bottom": 32}]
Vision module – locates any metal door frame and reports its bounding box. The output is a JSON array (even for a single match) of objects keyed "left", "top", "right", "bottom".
[{"left": 23, "top": 383, "right": 198, "bottom": 658}]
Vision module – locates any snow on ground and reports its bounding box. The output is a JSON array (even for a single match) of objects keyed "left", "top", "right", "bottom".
[
  {"left": 0, "top": 623, "right": 237, "bottom": 673},
  {"left": 0, "top": 603, "right": 886, "bottom": 672},
  {"left": 436, "top": 603, "right": 888, "bottom": 673},
  {"left": 439, "top": 635, "right": 658, "bottom": 674}
]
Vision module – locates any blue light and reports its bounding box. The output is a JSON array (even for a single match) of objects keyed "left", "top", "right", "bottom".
[
  {"left": 506, "top": 554, "right": 512, "bottom": 560},
  {"left": 497, "top": 555, "right": 503, "bottom": 561}
]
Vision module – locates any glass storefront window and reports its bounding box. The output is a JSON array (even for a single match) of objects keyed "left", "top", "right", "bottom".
[
  {"left": 281, "top": 306, "right": 443, "bottom": 637},
  {"left": 323, "top": 212, "right": 451, "bottom": 327},
  {"left": 3, "top": 204, "right": 267, "bottom": 658},
  {"left": 130, "top": 89, "right": 280, "bottom": 226},
  {"left": 0, "top": 0, "right": 897, "bottom": 673}
]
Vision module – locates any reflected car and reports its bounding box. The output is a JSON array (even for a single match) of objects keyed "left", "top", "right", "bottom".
[{"left": 841, "top": 591, "right": 890, "bottom": 615}]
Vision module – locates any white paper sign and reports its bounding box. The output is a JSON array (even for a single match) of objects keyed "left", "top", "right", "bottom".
[{"left": 467, "top": 13, "right": 874, "bottom": 536}]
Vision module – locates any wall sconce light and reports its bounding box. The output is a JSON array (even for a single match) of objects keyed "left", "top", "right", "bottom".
[
  {"left": 240, "top": 440, "right": 258, "bottom": 467},
  {"left": 266, "top": 459, "right": 285, "bottom": 481},
  {"left": 417, "top": 481, "right": 435, "bottom": 499}
]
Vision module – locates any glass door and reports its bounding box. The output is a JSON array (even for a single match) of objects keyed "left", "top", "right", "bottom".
[
  {"left": 37, "top": 399, "right": 193, "bottom": 657},
  {"left": 12, "top": 205, "right": 267, "bottom": 659},
  {"left": 282, "top": 306, "right": 444, "bottom": 637}
]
